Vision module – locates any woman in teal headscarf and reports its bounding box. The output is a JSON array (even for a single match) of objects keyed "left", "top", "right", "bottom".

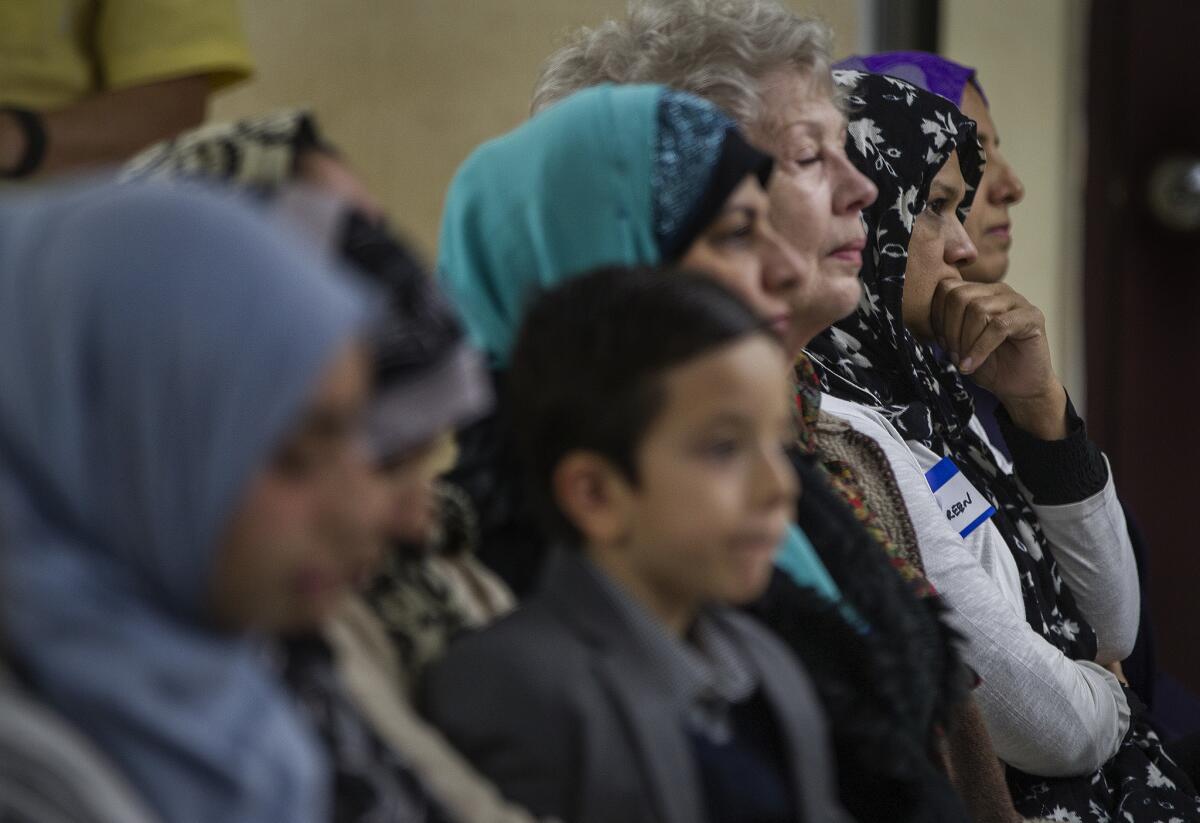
[
  {"left": 440, "top": 83, "right": 820, "bottom": 596},
  {"left": 439, "top": 82, "right": 981, "bottom": 823},
  {"left": 439, "top": 84, "right": 805, "bottom": 362}
]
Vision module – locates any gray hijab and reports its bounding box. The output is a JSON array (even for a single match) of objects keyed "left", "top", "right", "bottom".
[{"left": 0, "top": 180, "right": 367, "bottom": 823}]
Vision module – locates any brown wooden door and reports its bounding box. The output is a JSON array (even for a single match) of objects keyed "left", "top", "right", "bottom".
[{"left": 1085, "top": 1, "right": 1200, "bottom": 693}]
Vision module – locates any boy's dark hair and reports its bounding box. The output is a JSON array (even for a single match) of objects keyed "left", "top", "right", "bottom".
[{"left": 507, "top": 265, "right": 774, "bottom": 546}]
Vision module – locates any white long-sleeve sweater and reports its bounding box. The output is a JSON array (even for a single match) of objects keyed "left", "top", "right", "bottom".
[{"left": 821, "top": 393, "right": 1140, "bottom": 778}]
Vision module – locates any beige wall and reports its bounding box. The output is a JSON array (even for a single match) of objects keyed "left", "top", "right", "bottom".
[
  {"left": 212, "top": 0, "right": 859, "bottom": 259},
  {"left": 213, "top": 0, "right": 1088, "bottom": 397},
  {"left": 940, "top": 0, "right": 1089, "bottom": 403}
]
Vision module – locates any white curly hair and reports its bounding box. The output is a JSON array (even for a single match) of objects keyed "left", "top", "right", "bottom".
[{"left": 530, "top": 0, "right": 836, "bottom": 130}]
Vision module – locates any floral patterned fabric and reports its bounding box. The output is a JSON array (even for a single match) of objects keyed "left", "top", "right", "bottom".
[
  {"left": 121, "top": 108, "right": 325, "bottom": 192},
  {"left": 364, "top": 481, "right": 515, "bottom": 694},
  {"left": 282, "top": 634, "right": 451, "bottom": 823},
  {"left": 794, "top": 354, "right": 935, "bottom": 598},
  {"left": 805, "top": 69, "right": 1200, "bottom": 821}
]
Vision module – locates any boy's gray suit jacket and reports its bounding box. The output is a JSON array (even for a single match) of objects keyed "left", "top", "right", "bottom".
[{"left": 421, "top": 549, "right": 850, "bottom": 823}]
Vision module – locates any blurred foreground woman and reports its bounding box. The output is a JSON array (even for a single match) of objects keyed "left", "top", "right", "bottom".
[{"left": 0, "top": 181, "right": 370, "bottom": 823}]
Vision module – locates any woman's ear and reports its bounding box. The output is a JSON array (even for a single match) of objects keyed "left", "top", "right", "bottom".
[{"left": 552, "top": 450, "right": 634, "bottom": 548}]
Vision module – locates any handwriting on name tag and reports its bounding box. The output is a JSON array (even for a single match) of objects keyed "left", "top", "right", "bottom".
[
  {"left": 924, "top": 457, "right": 996, "bottom": 538},
  {"left": 946, "top": 492, "right": 973, "bottom": 521}
]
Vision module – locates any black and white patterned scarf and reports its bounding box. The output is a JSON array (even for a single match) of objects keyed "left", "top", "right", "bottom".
[
  {"left": 809, "top": 70, "right": 1200, "bottom": 823},
  {"left": 806, "top": 70, "right": 1094, "bottom": 661},
  {"left": 121, "top": 109, "right": 327, "bottom": 193}
]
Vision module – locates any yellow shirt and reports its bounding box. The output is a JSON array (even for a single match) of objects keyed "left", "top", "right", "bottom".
[{"left": 0, "top": 0, "right": 253, "bottom": 110}]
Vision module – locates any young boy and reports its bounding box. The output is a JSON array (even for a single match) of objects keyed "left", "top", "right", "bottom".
[{"left": 422, "top": 267, "right": 848, "bottom": 823}]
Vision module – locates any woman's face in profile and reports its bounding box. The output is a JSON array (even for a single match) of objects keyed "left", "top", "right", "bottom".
[
  {"left": 208, "top": 342, "right": 382, "bottom": 633},
  {"left": 373, "top": 431, "right": 458, "bottom": 550},
  {"left": 679, "top": 173, "right": 813, "bottom": 356},
  {"left": 901, "top": 151, "right": 979, "bottom": 341},
  {"left": 958, "top": 83, "right": 1026, "bottom": 284},
  {"left": 751, "top": 69, "right": 878, "bottom": 332}
]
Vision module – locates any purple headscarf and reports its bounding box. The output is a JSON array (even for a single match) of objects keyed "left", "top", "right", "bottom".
[{"left": 834, "top": 51, "right": 986, "bottom": 108}]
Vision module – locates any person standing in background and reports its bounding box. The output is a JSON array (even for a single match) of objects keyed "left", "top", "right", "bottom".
[{"left": 0, "top": 0, "right": 252, "bottom": 179}]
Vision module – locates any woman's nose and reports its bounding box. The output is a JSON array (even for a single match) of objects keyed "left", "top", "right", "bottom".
[
  {"left": 833, "top": 152, "right": 878, "bottom": 214},
  {"left": 991, "top": 156, "right": 1026, "bottom": 206},
  {"left": 760, "top": 222, "right": 806, "bottom": 294},
  {"left": 948, "top": 222, "right": 979, "bottom": 269}
]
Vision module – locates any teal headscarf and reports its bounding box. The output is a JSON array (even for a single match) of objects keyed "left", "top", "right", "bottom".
[
  {"left": 438, "top": 83, "right": 771, "bottom": 366},
  {"left": 439, "top": 84, "right": 848, "bottom": 606}
]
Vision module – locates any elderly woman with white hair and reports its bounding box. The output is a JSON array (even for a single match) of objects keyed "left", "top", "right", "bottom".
[{"left": 522, "top": 3, "right": 1027, "bottom": 823}]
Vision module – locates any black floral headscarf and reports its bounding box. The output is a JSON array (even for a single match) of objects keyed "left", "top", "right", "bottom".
[
  {"left": 809, "top": 70, "right": 1200, "bottom": 822},
  {"left": 805, "top": 70, "right": 1095, "bottom": 662}
]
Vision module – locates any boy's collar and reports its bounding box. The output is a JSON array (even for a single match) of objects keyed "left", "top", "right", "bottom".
[{"left": 538, "top": 549, "right": 758, "bottom": 709}]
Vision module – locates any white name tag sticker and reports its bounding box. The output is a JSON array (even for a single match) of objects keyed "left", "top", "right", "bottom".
[{"left": 925, "top": 456, "right": 996, "bottom": 538}]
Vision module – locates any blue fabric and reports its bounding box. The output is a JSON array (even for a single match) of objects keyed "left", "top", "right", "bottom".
[
  {"left": 652, "top": 89, "right": 735, "bottom": 251},
  {"left": 0, "top": 180, "right": 367, "bottom": 823},
  {"left": 776, "top": 525, "right": 870, "bottom": 633},
  {"left": 774, "top": 525, "right": 843, "bottom": 605},
  {"left": 438, "top": 83, "right": 743, "bottom": 366},
  {"left": 688, "top": 689, "right": 795, "bottom": 823}
]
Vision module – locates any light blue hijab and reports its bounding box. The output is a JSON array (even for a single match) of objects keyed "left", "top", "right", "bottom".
[{"left": 0, "top": 180, "right": 367, "bottom": 823}]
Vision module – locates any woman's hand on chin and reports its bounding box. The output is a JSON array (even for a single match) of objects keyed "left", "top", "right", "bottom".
[{"left": 930, "top": 279, "right": 1068, "bottom": 440}]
